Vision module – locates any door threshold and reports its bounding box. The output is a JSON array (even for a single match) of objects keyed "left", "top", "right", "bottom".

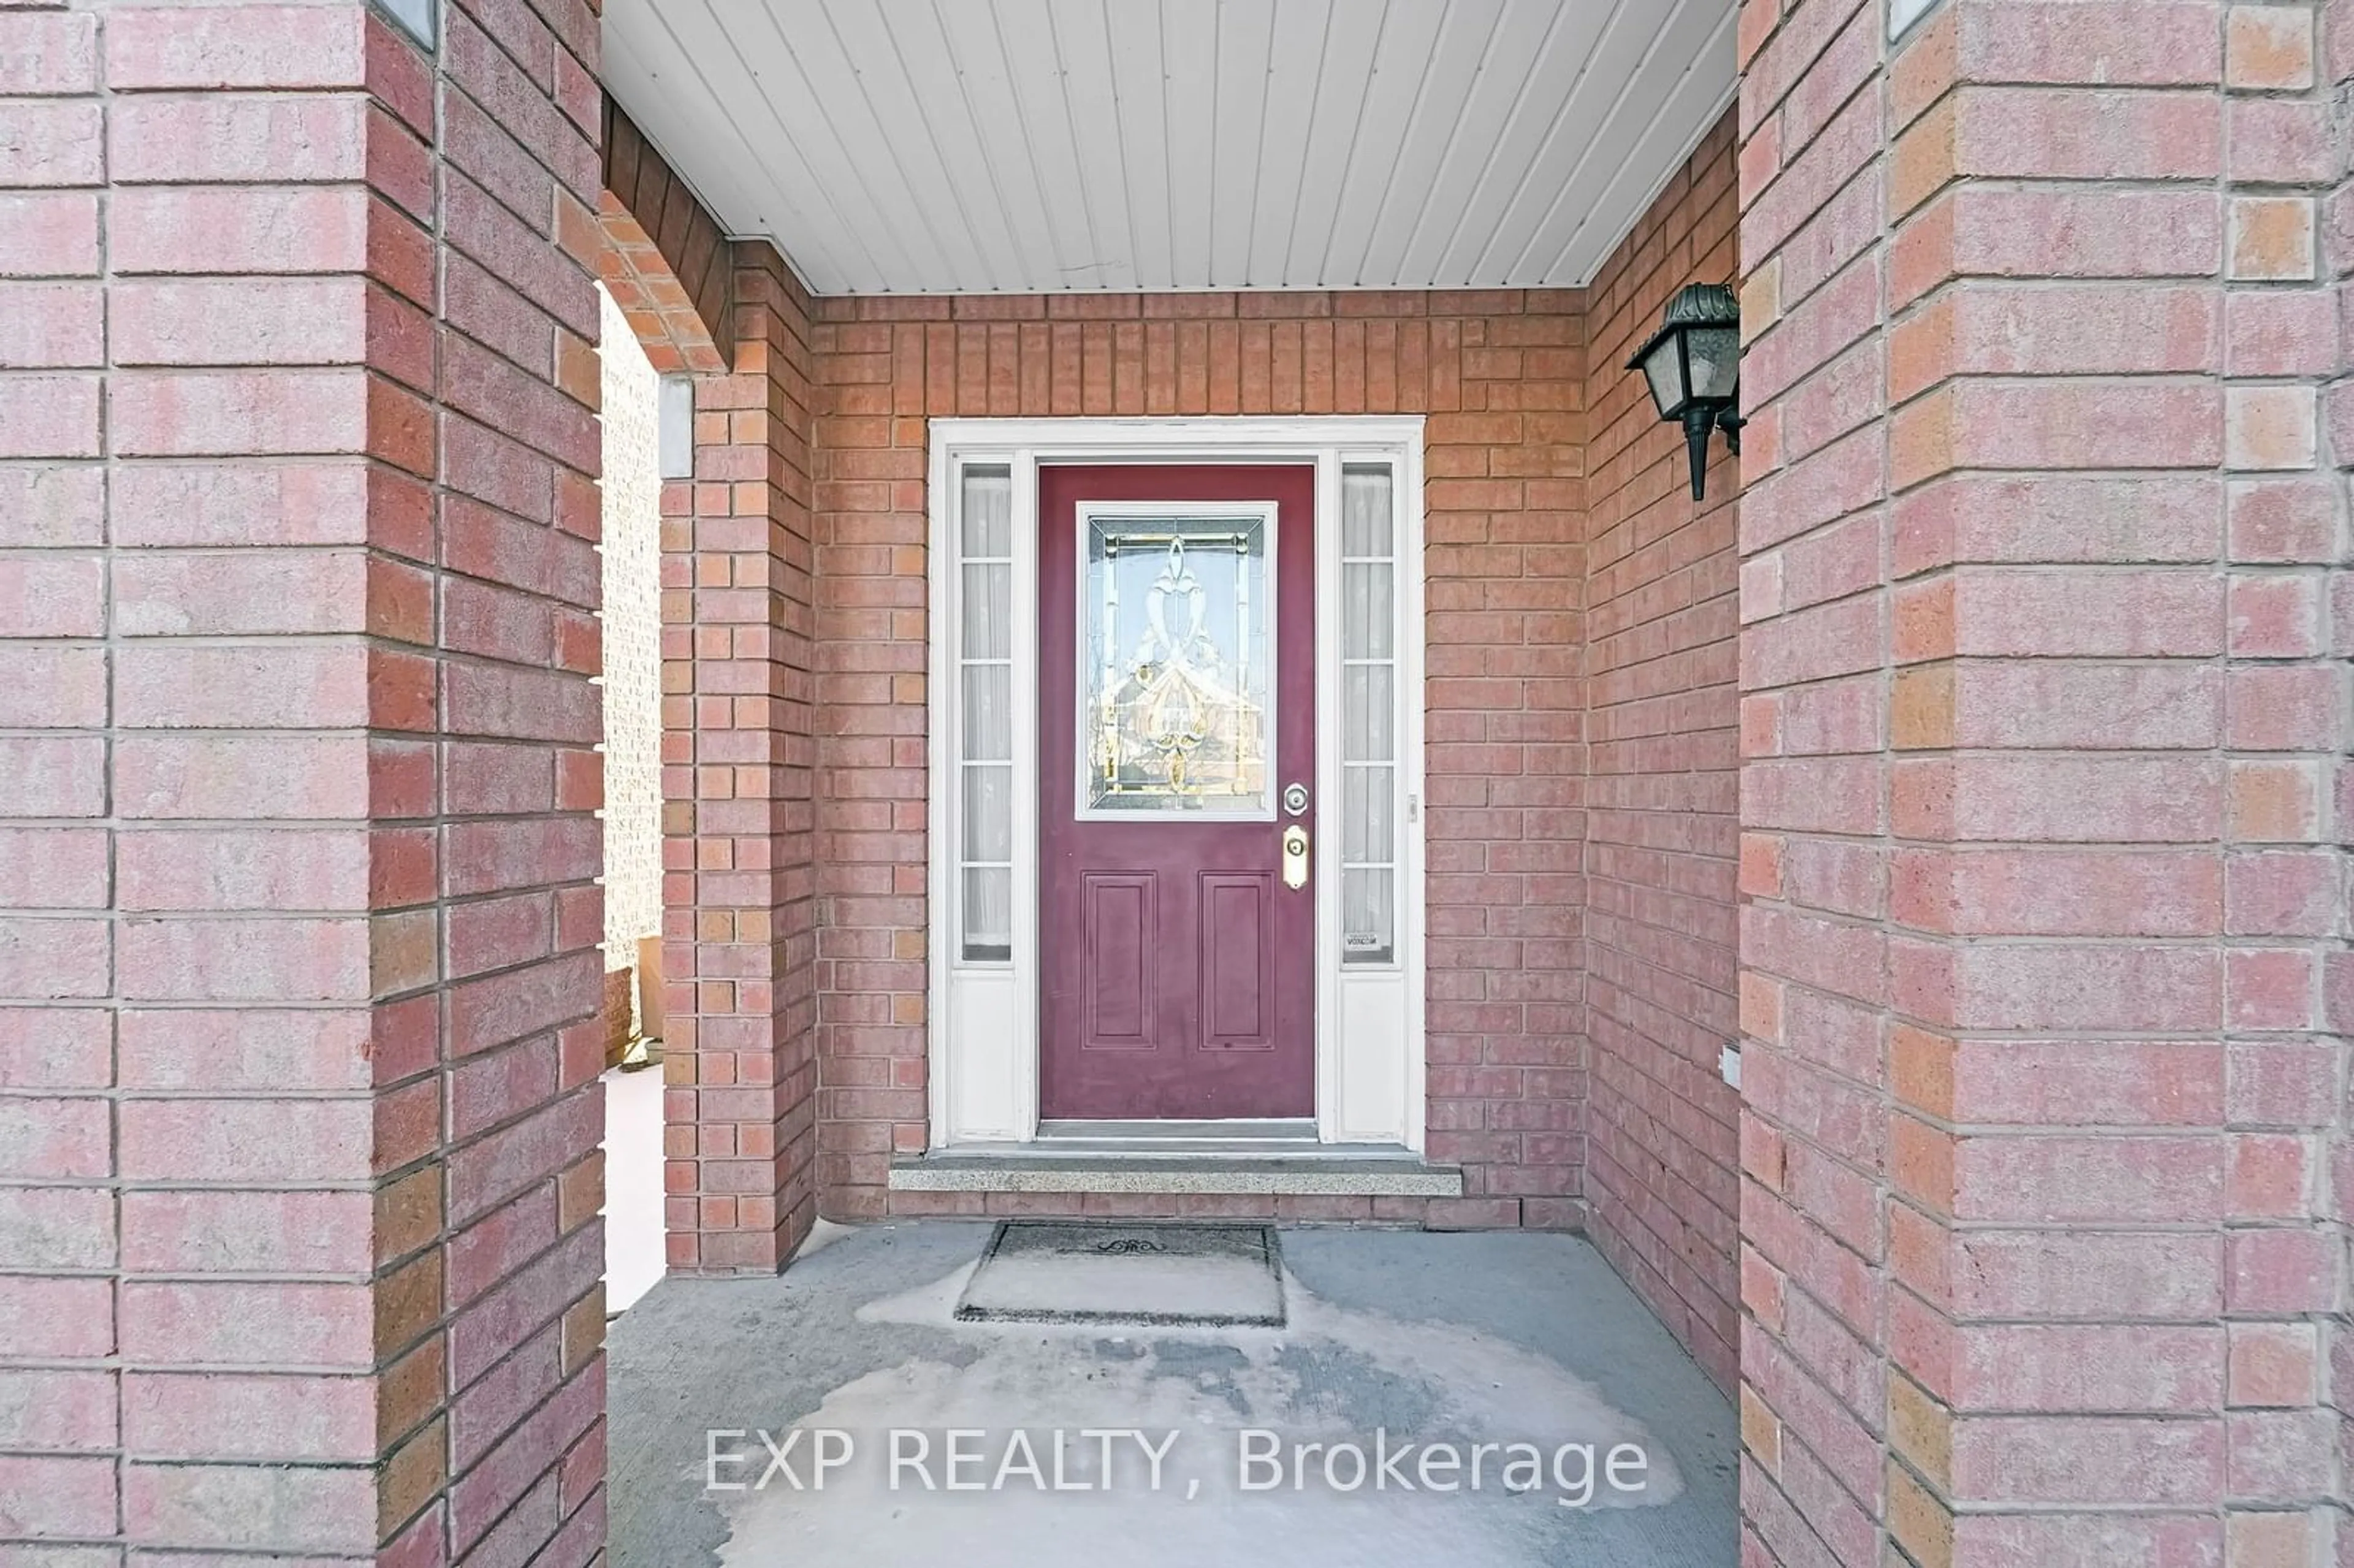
[
  {"left": 1016, "top": 1117, "right": 1399, "bottom": 1160},
  {"left": 935, "top": 1140, "right": 1417, "bottom": 1162}
]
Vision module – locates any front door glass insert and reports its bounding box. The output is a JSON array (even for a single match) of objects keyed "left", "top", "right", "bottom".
[{"left": 1082, "top": 512, "right": 1272, "bottom": 815}]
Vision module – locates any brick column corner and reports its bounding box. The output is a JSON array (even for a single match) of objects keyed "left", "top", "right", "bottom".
[
  {"left": 657, "top": 238, "right": 820, "bottom": 1273},
  {"left": 1737, "top": 1, "right": 2352, "bottom": 1564},
  {"left": 0, "top": 3, "right": 608, "bottom": 1561}
]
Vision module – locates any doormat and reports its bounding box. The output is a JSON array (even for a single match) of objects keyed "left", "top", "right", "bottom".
[{"left": 954, "top": 1222, "right": 1286, "bottom": 1328}]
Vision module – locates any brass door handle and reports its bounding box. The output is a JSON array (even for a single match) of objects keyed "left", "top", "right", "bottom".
[{"left": 1281, "top": 824, "right": 1309, "bottom": 889}]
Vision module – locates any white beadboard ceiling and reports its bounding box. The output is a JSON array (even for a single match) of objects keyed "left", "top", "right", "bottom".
[{"left": 601, "top": 0, "right": 1738, "bottom": 297}]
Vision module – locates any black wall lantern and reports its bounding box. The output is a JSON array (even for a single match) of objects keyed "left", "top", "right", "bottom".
[{"left": 1627, "top": 282, "right": 1744, "bottom": 502}]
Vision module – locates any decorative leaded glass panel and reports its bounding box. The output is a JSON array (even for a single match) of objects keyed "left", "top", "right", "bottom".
[{"left": 1082, "top": 512, "right": 1272, "bottom": 816}]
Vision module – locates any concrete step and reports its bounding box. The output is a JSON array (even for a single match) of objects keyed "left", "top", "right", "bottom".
[{"left": 886, "top": 1147, "right": 1464, "bottom": 1198}]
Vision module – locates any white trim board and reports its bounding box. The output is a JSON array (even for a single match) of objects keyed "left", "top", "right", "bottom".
[{"left": 925, "top": 416, "right": 1429, "bottom": 1153}]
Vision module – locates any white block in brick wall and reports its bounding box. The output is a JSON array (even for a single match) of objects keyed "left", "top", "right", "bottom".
[
  {"left": 1890, "top": 0, "right": 1941, "bottom": 39},
  {"left": 370, "top": 0, "right": 436, "bottom": 47}
]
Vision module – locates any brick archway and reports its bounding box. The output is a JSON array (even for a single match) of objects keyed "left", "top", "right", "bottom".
[
  {"left": 599, "top": 101, "right": 821, "bottom": 1277},
  {"left": 600, "top": 102, "right": 733, "bottom": 378}
]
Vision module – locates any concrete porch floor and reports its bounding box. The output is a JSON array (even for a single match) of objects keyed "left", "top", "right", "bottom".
[{"left": 608, "top": 1224, "right": 1735, "bottom": 1566}]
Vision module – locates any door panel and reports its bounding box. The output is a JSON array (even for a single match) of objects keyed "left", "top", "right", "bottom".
[
  {"left": 1081, "top": 872, "right": 1154, "bottom": 1048},
  {"left": 1198, "top": 872, "right": 1275, "bottom": 1050},
  {"left": 1038, "top": 463, "right": 1316, "bottom": 1120}
]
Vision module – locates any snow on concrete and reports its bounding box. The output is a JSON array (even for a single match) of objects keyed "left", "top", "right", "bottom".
[
  {"left": 713, "top": 1259, "right": 1681, "bottom": 1566},
  {"left": 601, "top": 1065, "right": 666, "bottom": 1313}
]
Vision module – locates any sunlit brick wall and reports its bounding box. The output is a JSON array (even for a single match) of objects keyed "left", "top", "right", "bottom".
[
  {"left": 0, "top": 2, "right": 609, "bottom": 1561},
  {"left": 1736, "top": 1, "right": 2353, "bottom": 1562}
]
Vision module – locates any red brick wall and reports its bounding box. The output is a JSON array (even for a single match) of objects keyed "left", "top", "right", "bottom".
[
  {"left": 1735, "top": 0, "right": 1938, "bottom": 1558},
  {"left": 657, "top": 246, "right": 822, "bottom": 1274},
  {"left": 1739, "top": 1, "right": 2353, "bottom": 1564},
  {"left": 1580, "top": 119, "right": 1743, "bottom": 1395},
  {"left": 592, "top": 89, "right": 824, "bottom": 1278},
  {"left": 2324, "top": 4, "right": 2354, "bottom": 1557},
  {"left": 0, "top": 2, "right": 607, "bottom": 1561},
  {"left": 808, "top": 293, "right": 1589, "bottom": 1227}
]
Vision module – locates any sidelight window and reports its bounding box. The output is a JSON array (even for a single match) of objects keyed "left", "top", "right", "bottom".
[
  {"left": 957, "top": 464, "right": 1015, "bottom": 962},
  {"left": 1340, "top": 463, "right": 1397, "bottom": 965}
]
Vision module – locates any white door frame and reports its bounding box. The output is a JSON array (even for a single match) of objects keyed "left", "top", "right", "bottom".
[{"left": 924, "top": 417, "right": 1428, "bottom": 1151}]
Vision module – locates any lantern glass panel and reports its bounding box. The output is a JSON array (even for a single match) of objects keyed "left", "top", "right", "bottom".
[
  {"left": 1685, "top": 324, "right": 1742, "bottom": 403},
  {"left": 1639, "top": 335, "right": 1688, "bottom": 418}
]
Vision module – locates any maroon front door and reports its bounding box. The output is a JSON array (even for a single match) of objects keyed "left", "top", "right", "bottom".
[{"left": 1038, "top": 464, "right": 1316, "bottom": 1121}]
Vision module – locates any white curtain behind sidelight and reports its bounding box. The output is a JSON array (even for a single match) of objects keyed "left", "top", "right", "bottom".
[
  {"left": 959, "top": 466, "right": 1014, "bottom": 961},
  {"left": 1341, "top": 463, "right": 1396, "bottom": 965}
]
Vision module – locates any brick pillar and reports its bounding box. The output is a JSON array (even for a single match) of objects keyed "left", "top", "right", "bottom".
[
  {"left": 1738, "top": 1, "right": 2350, "bottom": 1564},
  {"left": 1734, "top": 1, "right": 1903, "bottom": 1556},
  {"left": 601, "top": 94, "right": 816, "bottom": 1276},
  {"left": 0, "top": 2, "right": 607, "bottom": 1561},
  {"left": 2323, "top": 0, "right": 2354, "bottom": 1551},
  {"left": 658, "top": 245, "right": 820, "bottom": 1273}
]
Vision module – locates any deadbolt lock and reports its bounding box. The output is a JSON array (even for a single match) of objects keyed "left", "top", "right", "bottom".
[{"left": 1281, "top": 824, "right": 1309, "bottom": 890}]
